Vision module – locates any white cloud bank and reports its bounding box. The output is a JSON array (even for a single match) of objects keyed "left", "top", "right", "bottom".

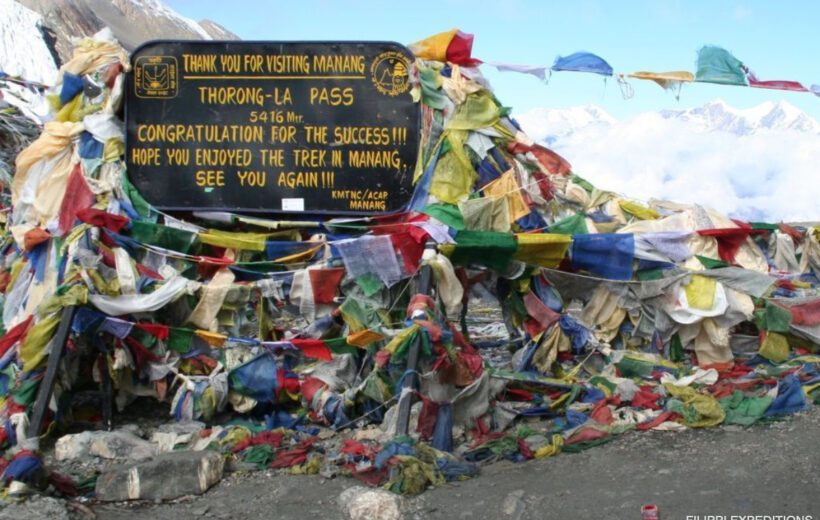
[{"left": 516, "top": 102, "right": 820, "bottom": 223}]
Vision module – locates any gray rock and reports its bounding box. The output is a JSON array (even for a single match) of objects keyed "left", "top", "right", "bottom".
[
  {"left": 55, "top": 430, "right": 157, "bottom": 461},
  {"left": 152, "top": 421, "right": 205, "bottom": 452},
  {"left": 156, "top": 421, "right": 206, "bottom": 435},
  {"left": 55, "top": 431, "right": 95, "bottom": 461},
  {"left": 501, "top": 489, "right": 526, "bottom": 518},
  {"left": 338, "top": 486, "right": 403, "bottom": 520},
  {"left": 0, "top": 496, "right": 69, "bottom": 520},
  {"left": 95, "top": 450, "right": 224, "bottom": 501},
  {"left": 89, "top": 431, "right": 158, "bottom": 460}
]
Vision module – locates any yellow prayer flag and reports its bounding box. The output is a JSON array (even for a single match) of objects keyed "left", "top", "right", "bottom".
[
  {"left": 619, "top": 199, "right": 661, "bottom": 220},
  {"left": 273, "top": 243, "right": 323, "bottom": 264},
  {"left": 684, "top": 275, "right": 717, "bottom": 310},
  {"left": 759, "top": 331, "right": 789, "bottom": 363},
  {"left": 347, "top": 329, "right": 385, "bottom": 348},
  {"left": 408, "top": 29, "right": 458, "bottom": 62},
  {"left": 482, "top": 169, "right": 530, "bottom": 222},
  {"left": 513, "top": 233, "right": 571, "bottom": 268},
  {"left": 199, "top": 228, "right": 299, "bottom": 252},
  {"left": 628, "top": 71, "right": 694, "bottom": 90},
  {"left": 195, "top": 330, "right": 227, "bottom": 348}
]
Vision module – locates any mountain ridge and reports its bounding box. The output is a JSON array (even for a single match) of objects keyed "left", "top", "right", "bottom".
[
  {"left": 517, "top": 99, "right": 820, "bottom": 145},
  {"left": 9, "top": 0, "right": 238, "bottom": 71}
]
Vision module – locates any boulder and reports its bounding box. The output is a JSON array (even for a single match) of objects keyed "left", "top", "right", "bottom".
[
  {"left": 338, "top": 486, "right": 403, "bottom": 520},
  {"left": 55, "top": 430, "right": 157, "bottom": 461},
  {"left": 151, "top": 421, "right": 205, "bottom": 452},
  {"left": 95, "top": 450, "right": 224, "bottom": 501}
]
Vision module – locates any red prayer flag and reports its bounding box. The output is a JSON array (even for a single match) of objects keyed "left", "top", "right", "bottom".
[
  {"left": 269, "top": 439, "right": 315, "bottom": 468},
  {"left": 748, "top": 76, "right": 808, "bottom": 92},
  {"left": 697, "top": 226, "right": 752, "bottom": 263},
  {"left": 0, "top": 316, "right": 34, "bottom": 358},
  {"left": 778, "top": 223, "right": 804, "bottom": 245},
  {"left": 77, "top": 208, "right": 129, "bottom": 232},
  {"left": 445, "top": 30, "right": 482, "bottom": 67},
  {"left": 308, "top": 267, "right": 345, "bottom": 304},
  {"left": 507, "top": 142, "right": 572, "bottom": 176},
  {"left": 123, "top": 336, "right": 160, "bottom": 369},
  {"left": 290, "top": 339, "right": 333, "bottom": 361},
  {"left": 135, "top": 322, "right": 170, "bottom": 341},
  {"left": 636, "top": 411, "right": 680, "bottom": 431},
  {"left": 565, "top": 425, "right": 609, "bottom": 445},
  {"left": 58, "top": 164, "right": 96, "bottom": 235},
  {"left": 788, "top": 300, "right": 820, "bottom": 326},
  {"left": 531, "top": 170, "right": 555, "bottom": 201},
  {"left": 416, "top": 397, "right": 440, "bottom": 440},
  {"left": 523, "top": 291, "right": 561, "bottom": 330}
]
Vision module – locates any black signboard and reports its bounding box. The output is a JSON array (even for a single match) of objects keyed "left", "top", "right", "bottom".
[{"left": 125, "top": 41, "right": 420, "bottom": 215}]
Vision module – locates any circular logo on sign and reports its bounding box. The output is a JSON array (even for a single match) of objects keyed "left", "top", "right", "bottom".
[{"left": 370, "top": 51, "right": 411, "bottom": 96}]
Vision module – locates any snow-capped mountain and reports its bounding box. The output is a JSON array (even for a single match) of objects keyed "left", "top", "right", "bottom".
[
  {"left": 659, "top": 99, "right": 820, "bottom": 135},
  {"left": 517, "top": 99, "right": 819, "bottom": 143},
  {"left": 515, "top": 105, "right": 616, "bottom": 145},
  {"left": 3, "top": 0, "right": 238, "bottom": 75}
]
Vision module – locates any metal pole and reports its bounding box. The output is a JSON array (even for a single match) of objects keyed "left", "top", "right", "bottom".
[
  {"left": 28, "top": 305, "right": 76, "bottom": 438},
  {"left": 395, "top": 242, "right": 436, "bottom": 436}
]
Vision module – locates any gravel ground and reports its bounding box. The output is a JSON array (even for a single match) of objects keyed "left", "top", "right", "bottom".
[{"left": 86, "top": 405, "right": 820, "bottom": 520}]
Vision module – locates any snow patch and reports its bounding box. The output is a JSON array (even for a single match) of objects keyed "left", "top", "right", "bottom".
[
  {"left": 129, "top": 0, "right": 213, "bottom": 40},
  {"left": 0, "top": 0, "right": 58, "bottom": 84}
]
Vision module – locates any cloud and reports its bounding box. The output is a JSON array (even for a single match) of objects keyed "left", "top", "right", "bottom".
[
  {"left": 732, "top": 4, "right": 753, "bottom": 21},
  {"left": 517, "top": 112, "right": 820, "bottom": 223}
]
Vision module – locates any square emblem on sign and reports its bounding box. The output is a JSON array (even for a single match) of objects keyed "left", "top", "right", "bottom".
[{"left": 134, "top": 56, "right": 178, "bottom": 98}]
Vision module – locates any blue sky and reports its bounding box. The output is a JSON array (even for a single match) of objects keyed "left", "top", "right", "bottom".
[{"left": 166, "top": 0, "right": 819, "bottom": 119}]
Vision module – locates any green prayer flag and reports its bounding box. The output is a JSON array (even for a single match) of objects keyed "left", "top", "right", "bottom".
[
  {"left": 751, "top": 222, "right": 779, "bottom": 231},
  {"left": 422, "top": 203, "right": 465, "bottom": 230},
  {"left": 588, "top": 375, "right": 617, "bottom": 395},
  {"left": 754, "top": 302, "right": 792, "bottom": 333},
  {"left": 418, "top": 65, "right": 448, "bottom": 110},
  {"left": 636, "top": 268, "right": 666, "bottom": 281},
  {"left": 615, "top": 356, "right": 654, "bottom": 379},
  {"left": 695, "top": 46, "right": 748, "bottom": 86},
  {"left": 670, "top": 333, "right": 684, "bottom": 363},
  {"left": 339, "top": 298, "right": 382, "bottom": 333},
  {"left": 168, "top": 327, "right": 195, "bottom": 354},
  {"left": 549, "top": 213, "right": 588, "bottom": 235},
  {"left": 324, "top": 337, "right": 360, "bottom": 357},
  {"left": 696, "top": 255, "right": 729, "bottom": 269},
  {"left": 355, "top": 273, "right": 383, "bottom": 297},
  {"left": 243, "top": 444, "right": 276, "bottom": 469},
  {"left": 123, "top": 177, "right": 154, "bottom": 218},
  {"left": 719, "top": 390, "right": 773, "bottom": 426},
  {"left": 569, "top": 174, "right": 595, "bottom": 193},
  {"left": 450, "top": 230, "right": 517, "bottom": 271},
  {"left": 11, "top": 377, "right": 41, "bottom": 407},
  {"left": 131, "top": 221, "right": 199, "bottom": 254}
]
